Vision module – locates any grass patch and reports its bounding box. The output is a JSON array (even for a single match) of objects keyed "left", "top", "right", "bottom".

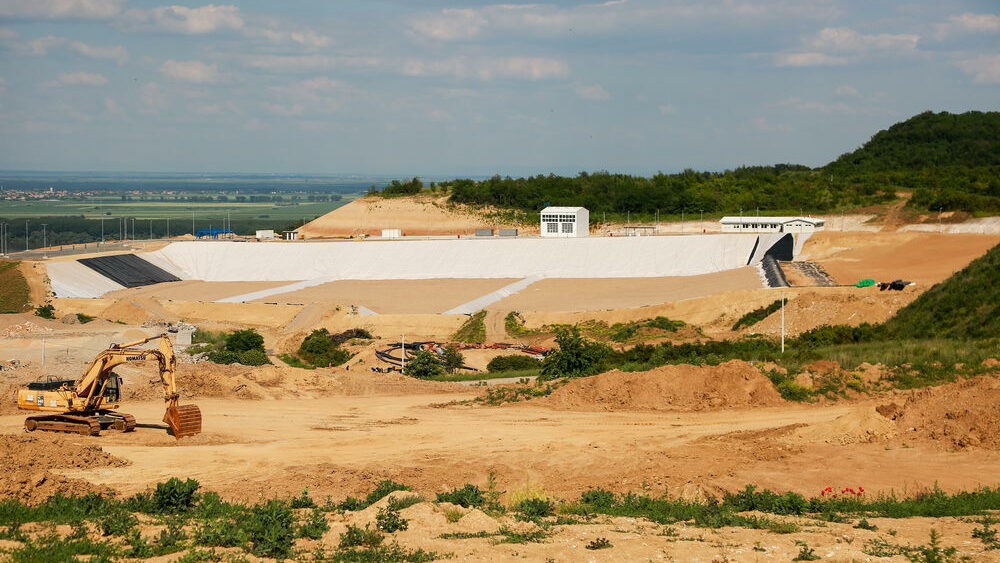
[
  {"left": 279, "top": 353, "right": 317, "bottom": 370},
  {"left": 452, "top": 311, "right": 486, "bottom": 344},
  {"left": 732, "top": 299, "right": 786, "bottom": 331},
  {"left": 0, "top": 261, "right": 31, "bottom": 314},
  {"left": 429, "top": 368, "right": 539, "bottom": 382}
]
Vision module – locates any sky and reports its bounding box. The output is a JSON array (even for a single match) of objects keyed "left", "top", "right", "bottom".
[{"left": 0, "top": 0, "right": 998, "bottom": 176}]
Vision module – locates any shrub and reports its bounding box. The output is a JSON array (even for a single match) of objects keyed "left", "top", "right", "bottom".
[
  {"left": 580, "top": 488, "right": 616, "bottom": 507},
  {"left": 194, "top": 519, "right": 249, "bottom": 548},
  {"left": 206, "top": 350, "right": 239, "bottom": 365},
  {"left": 339, "top": 524, "right": 384, "bottom": 548},
  {"left": 732, "top": 299, "right": 786, "bottom": 331},
  {"left": 224, "top": 329, "right": 265, "bottom": 353},
  {"left": 34, "top": 304, "right": 55, "bottom": 319},
  {"left": 296, "top": 508, "right": 329, "bottom": 540},
  {"left": 515, "top": 498, "right": 554, "bottom": 519},
  {"left": 75, "top": 313, "right": 95, "bottom": 324},
  {"left": 586, "top": 537, "right": 613, "bottom": 550},
  {"left": 237, "top": 349, "right": 270, "bottom": 366},
  {"left": 436, "top": 485, "right": 486, "bottom": 508},
  {"left": 291, "top": 489, "right": 316, "bottom": 509},
  {"left": 337, "top": 497, "right": 366, "bottom": 511},
  {"left": 98, "top": 509, "right": 137, "bottom": 536},
  {"left": 329, "top": 328, "right": 373, "bottom": 346},
  {"left": 376, "top": 507, "right": 409, "bottom": 533},
  {"left": 539, "top": 326, "right": 611, "bottom": 380},
  {"left": 366, "top": 481, "right": 411, "bottom": 505},
  {"left": 487, "top": 355, "right": 542, "bottom": 373},
  {"left": 403, "top": 350, "right": 444, "bottom": 379},
  {"left": 452, "top": 311, "right": 487, "bottom": 344},
  {"left": 153, "top": 478, "right": 200, "bottom": 513},
  {"left": 297, "top": 328, "right": 352, "bottom": 367},
  {"left": 245, "top": 500, "right": 295, "bottom": 559},
  {"left": 441, "top": 345, "right": 465, "bottom": 373}
]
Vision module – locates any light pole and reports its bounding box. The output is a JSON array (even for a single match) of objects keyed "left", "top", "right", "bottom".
[
  {"left": 100, "top": 217, "right": 104, "bottom": 244},
  {"left": 166, "top": 217, "right": 170, "bottom": 238},
  {"left": 25, "top": 220, "right": 29, "bottom": 251},
  {"left": 131, "top": 218, "right": 135, "bottom": 242},
  {"left": 41, "top": 224, "right": 47, "bottom": 249}
]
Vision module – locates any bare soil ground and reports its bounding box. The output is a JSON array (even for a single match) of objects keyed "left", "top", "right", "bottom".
[
  {"left": 489, "top": 267, "right": 762, "bottom": 313},
  {"left": 800, "top": 231, "right": 1000, "bottom": 286},
  {"left": 297, "top": 195, "right": 525, "bottom": 237},
  {"left": 104, "top": 280, "right": 293, "bottom": 302},
  {"left": 253, "top": 278, "right": 520, "bottom": 313}
]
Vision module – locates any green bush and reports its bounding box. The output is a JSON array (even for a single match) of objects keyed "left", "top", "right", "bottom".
[
  {"left": 290, "top": 489, "right": 316, "bottom": 509},
  {"left": 339, "top": 524, "right": 384, "bottom": 548},
  {"left": 245, "top": 500, "right": 294, "bottom": 559},
  {"left": 237, "top": 349, "right": 270, "bottom": 366},
  {"left": 206, "top": 350, "right": 239, "bottom": 365},
  {"left": 452, "top": 311, "right": 486, "bottom": 344},
  {"left": 436, "top": 485, "right": 486, "bottom": 508},
  {"left": 75, "top": 313, "right": 95, "bottom": 324},
  {"left": 224, "top": 329, "right": 265, "bottom": 354},
  {"left": 153, "top": 478, "right": 200, "bottom": 513},
  {"left": 403, "top": 350, "right": 444, "bottom": 379},
  {"left": 297, "top": 328, "right": 352, "bottom": 367},
  {"left": 515, "top": 498, "right": 554, "bottom": 519},
  {"left": 376, "top": 507, "right": 408, "bottom": 533},
  {"left": 194, "top": 519, "right": 249, "bottom": 548},
  {"left": 34, "top": 304, "right": 55, "bottom": 319},
  {"left": 487, "top": 355, "right": 542, "bottom": 373},
  {"left": 732, "top": 299, "right": 786, "bottom": 331},
  {"left": 366, "top": 481, "right": 411, "bottom": 505},
  {"left": 98, "top": 509, "right": 137, "bottom": 536},
  {"left": 296, "top": 508, "right": 329, "bottom": 540},
  {"left": 580, "top": 489, "right": 616, "bottom": 507},
  {"left": 540, "top": 326, "right": 611, "bottom": 380}
]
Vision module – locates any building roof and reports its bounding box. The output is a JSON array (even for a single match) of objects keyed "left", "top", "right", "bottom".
[
  {"left": 719, "top": 216, "right": 824, "bottom": 225},
  {"left": 541, "top": 206, "right": 587, "bottom": 213}
]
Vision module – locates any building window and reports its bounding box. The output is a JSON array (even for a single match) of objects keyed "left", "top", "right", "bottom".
[
  {"left": 546, "top": 222, "right": 559, "bottom": 233},
  {"left": 561, "top": 222, "right": 574, "bottom": 233}
]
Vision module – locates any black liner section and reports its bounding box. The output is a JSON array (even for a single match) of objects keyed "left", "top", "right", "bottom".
[
  {"left": 761, "top": 255, "right": 790, "bottom": 288},
  {"left": 78, "top": 254, "right": 180, "bottom": 288},
  {"left": 763, "top": 233, "right": 794, "bottom": 261}
]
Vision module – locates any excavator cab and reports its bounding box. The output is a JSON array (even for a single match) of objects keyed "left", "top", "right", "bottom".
[{"left": 102, "top": 373, "right": 121, "bottom": 403}]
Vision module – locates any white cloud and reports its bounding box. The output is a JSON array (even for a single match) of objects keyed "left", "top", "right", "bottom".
[
  {"left": 576, "top": 84, "right": 610, "bottom": 100},
  {"left": 261, "top": 102, "right": 305, "bottom": 117},
  {"left": 126, "top": 4, "right": 244, "bottom": 34},
  {"left": 957, "top": 55, "right": 1000, "bottom": 84},
  {"left": 69, "top": 41, "right": 129, "bottom": 65},
  {"left": 400, "top": 56, "right": 569, "bottom": 80},
  {"left": 104, "top": 97, "right": 122, "bottom": 114},
  {"left": 140, "top": 82, "right": 168, "bottom": 112},
  {"left": 808, "top": 27, "right": 919, "bottom": 54},
  {"left": 935, "top": 13, "right": 1000, "bottom": 39},
  {"left": 54, "top": 72, "right": 108, "bottom": 86},
  {"left": 751, "top": 116, "right": 791, "bottom": 132},
  {"left": 159, "top": 60, "right": 219, "bottom": 84},
  {"left": 244, "top": 54, "right": 380, "bottom": 73},
  {"left": 774, "top": 52, "right": 848, "bottom": 67},
  {"left": 24, "top": 35, "right": 67, "bottom": 55},
  {"left": 0, "top": 28, "right": 18, "bottom": 40},
  {"left": 0, "top": 0, "right": 124, "bottom": 19},
  {"left": 428, "top": 108, "right": 455, "bottom": 122},
  {"left": 835, "top": 85, "right": 859, "bottom": 97},
  {"left": 658, "top": 104, "right": 676, "bottom": 115},
  {"left": 409, "top": 1, "right": 841, "bottom": 41}
]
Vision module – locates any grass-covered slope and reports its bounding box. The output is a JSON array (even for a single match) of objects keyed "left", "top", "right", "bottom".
[
  {"left": 881, "top": 242, "right": 1000, "bottom": 339},
  {"left": 0, "top": 261, "right": 31, "bottom": 314},
  {"left": 826, "top": 110, "right": 1000, "bottom": 173}
]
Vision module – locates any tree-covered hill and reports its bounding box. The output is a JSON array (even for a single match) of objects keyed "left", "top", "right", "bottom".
[
  {"left": 881, "top": 242, "right": 1000, "bottom": 339},
  {"left": 825, "top": 111, "right": 1000, "bottom": 173}
]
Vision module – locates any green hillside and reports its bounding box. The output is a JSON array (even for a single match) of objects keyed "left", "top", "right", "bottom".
[
  {"left": 826, "top": 111, "right": 1000, "bottom": 172},
  {"left": 881, "top": 242, "right": 1000, "bottom": 339}
]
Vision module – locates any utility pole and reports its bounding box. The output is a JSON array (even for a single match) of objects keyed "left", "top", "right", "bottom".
[
  {"left": 192, "top": 212, "right": 195, "bottom": 237},
  {"left": 780, "top": 292, "right": 786, "bottom": 354},
  {"left": 131, "top": 218, "right": 135, "bottom": 242},
  {"left": 149, "top": 219, "right": 152, "bottom": 240},
  {"left": 400, "top": 334, "right": 406, "bottom": 372},
  {"left": 41, "top": 224, "right": 47, "bottom": 249},
  {"left": 100, "top": 217, "right": 104, "bottom": 244},
  {"left": 166, "top": 217, "right": 170, "bottom": 238},
  {"left": 25, "top": 220, "right": 29, "bottom": 251}
]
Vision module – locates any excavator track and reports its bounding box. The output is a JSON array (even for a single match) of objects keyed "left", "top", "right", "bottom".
[
  {"left": 99, "top": 411, "right": 137, "bottom": 432},
  {"left": 25, "top": 414, "right": 101, "bottom": 436}
]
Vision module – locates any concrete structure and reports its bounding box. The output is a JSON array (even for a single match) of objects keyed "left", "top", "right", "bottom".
[
  {"left": 381, "top": 229, "right": 402, "bottom": 239},
  {"left": 255, "top": 229, "right": 276, "bottom": 240},
  {"left": 283, "top": 231, "right": 299, "bottom": 241},
  {"left": 475, "top": 229, "right": 494, "bottom": 237},
  {"left": 720, "top": 216, "right": 825, "bottom": 233},
  {"left": 540, "top": 206, "right": 589, "bottom": 238}
]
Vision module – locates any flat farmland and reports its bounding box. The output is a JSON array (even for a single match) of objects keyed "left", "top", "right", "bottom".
[{"left": 0, "top": 197, "right": 355, "bottom": 222}]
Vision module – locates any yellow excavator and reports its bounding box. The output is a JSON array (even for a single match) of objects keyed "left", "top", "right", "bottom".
[{"left": 16, "top": 334, "right": 202, "bottom": 438}]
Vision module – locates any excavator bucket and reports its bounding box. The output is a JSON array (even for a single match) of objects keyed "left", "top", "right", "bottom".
[{"left": 164, "top": 404, "right": 202, "bottom": 438}]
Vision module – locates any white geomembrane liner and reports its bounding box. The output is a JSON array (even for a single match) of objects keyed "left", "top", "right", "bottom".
[
  {"left": 47, "top": 260, "right": 125, "bottom": 298},
  {"left": 147, "top": 235, "right": 761, "bottom": 282}
]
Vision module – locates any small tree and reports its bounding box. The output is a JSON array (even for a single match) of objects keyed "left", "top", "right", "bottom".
[
  {"left": 403, "top": 350, "right": 443, "bottom": 379},
  {"left": 441, "top": 345, "right": 465, "bottom": 373},
  {"left": 540, "top": 326, "right": 610, "bottom": 380},
  {"left": 225, "top": 329, "right": 265, "bottom": 353}
]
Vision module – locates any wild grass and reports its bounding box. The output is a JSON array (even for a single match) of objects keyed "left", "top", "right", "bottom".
[
  {"left": 429, "top": 368, "right": 539, "bottom": 382},
  {"left": 0, "top": 261, "right": 31, "bottom": 314},
  {"left": 452, "top": 311, "right": 487, "bottom": 344}
]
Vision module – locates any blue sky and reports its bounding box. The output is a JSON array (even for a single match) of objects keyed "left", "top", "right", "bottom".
[{"left": 0, "top": 0, "right": 998, "bottom": 176}]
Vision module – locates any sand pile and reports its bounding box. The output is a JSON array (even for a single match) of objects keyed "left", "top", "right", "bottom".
[
  {"left": 891, "top": 375, "right": 1000, "bottom": 450},
  {"left": 785, "top": 406, "right": 897, "bottom": 446},
  {"left": 537, "top": 360, "right": 784, "bottom": 412},
  {"left": 0, "top": 434, "right": 127, "bottom": 504}
]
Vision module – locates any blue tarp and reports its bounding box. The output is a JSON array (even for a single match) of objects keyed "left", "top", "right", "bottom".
[{"left": 195, "top": 228, "right": 235, "bottom": 239}]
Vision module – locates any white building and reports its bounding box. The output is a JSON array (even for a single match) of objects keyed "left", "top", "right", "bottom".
[
  {"left": 255, "top": 229, "right": 276, "bottom": 240},
  {"left": 540, "top": 206, "right": 589, "bottom": 238},
  {"left": 720, "top": 216, "right": 825, "bottom": 233}
]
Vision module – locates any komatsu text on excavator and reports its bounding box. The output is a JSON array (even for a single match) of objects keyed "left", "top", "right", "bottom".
[{"left": 16, "top": 334, "right": 202, "bottom": 438}]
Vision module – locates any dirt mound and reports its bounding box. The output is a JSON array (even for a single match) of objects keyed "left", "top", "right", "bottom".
[
  {"left": 0, "top": 434, "right": 128, "bottom": 504},
  {"left": 122, "top": 362, "right": 465, "bottom": 401},
  {"left": 785, "top": 406, "right": 897, "bottom": 445},
  {"left": 537, "top": 360, "right": 784, "bottom": 412},
  {"left": 891, "top": 375, "right": 1000, "bottom": 450}
]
